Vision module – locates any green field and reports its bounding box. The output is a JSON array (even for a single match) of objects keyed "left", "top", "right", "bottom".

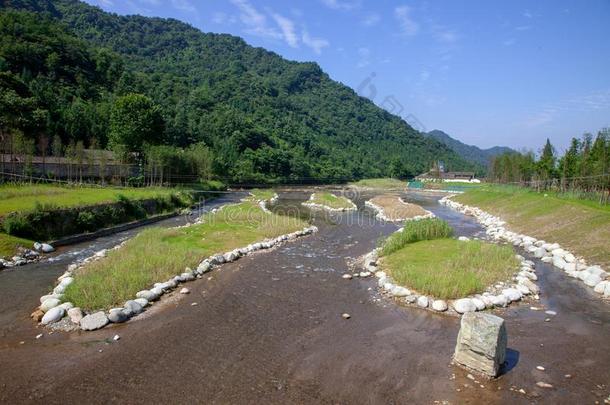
[
  {"left": 349, "top": 178, "right": 406, "bottom": 189},
  {"left": 63, "top": 200, "right": 308, "bottom": 310},
  {"left": 454, "top": 185, "right": 610, "bottom": 267},
  {"left": 0, "top": 184, "right": 182, "bottom": 216},
  {"left": 382, "top": 238, "right": 518, "bottom": 299},
  {"left": 307, "top": 192, "right": 355, "bottom": 209}
]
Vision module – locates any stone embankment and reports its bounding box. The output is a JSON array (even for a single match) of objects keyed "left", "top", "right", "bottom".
[{"left": 440, "top": 195, "right": 610, "bottom": 300}]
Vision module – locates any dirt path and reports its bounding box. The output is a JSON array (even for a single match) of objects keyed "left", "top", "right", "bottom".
[{"left": 0, "top": 191, "right": 608, "bottom": 404}]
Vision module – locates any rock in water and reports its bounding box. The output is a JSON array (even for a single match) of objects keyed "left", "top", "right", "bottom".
[{"left": 453, "top": 312, "right": 507, "bottom": 378}]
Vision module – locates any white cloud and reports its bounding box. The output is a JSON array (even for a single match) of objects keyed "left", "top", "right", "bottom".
[
  {"left": 433, "top": 28, "right": 459, "bottom": 43},
  {"left": 97, "top": 0, "right": 114, "bottom": 7},
  {"left": 320, "top": 0, "right": 360, "bottom": 11},
  {"left": 230, "top": 0, "right": 281, "bottom": 39},
  {"left": 394, "top": 5, "right": 418, "bottom": 36},
  {"left": 302, "top": 30, "right": 330, "bottom": 54},
  {"left": 362, "top": 13, "right": 380, "bottom": 27},
  {"left": 523, "top": 90, "right": 610, "bottom": 128},
  {"left": 523, "top": 9, "right": 533, "bottom": 18},
  {"left": 503, "top": 38, "right": 516, "bottom": 46},
  {"left": 271, "top": 13, "right": 299, "bottom": 48},
  {"left": 515, "top": 25, "right": 531, "bottom": 31}
]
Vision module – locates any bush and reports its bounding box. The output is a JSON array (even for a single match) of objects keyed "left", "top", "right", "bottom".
[
  {"left": 3, "top": 213, "right": 34, "bottom": 239},
  {"left": 381, "top": 218, "right": 453, "bottom": 256},
  {"left": 76, "top": 211, "right": 99, "bottom": 232}
]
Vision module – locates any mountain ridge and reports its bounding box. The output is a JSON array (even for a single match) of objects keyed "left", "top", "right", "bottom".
[{"left": 424, "top": 129, "right": 515, "bottom": 168}]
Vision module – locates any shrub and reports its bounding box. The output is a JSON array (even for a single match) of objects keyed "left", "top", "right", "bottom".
[
  {"left": 381, "top": 218, "right": 453, "bottom": 256},
  {"left": 3, "top": 213, "right": 34, "bottom": 239},
  {"left": 77, "top": 211, "right": 99, "bottom": 232}
]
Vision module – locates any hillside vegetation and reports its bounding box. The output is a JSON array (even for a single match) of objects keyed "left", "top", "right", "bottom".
[{"left": 0, "top": 0, "right": 477, "bottom": 183}]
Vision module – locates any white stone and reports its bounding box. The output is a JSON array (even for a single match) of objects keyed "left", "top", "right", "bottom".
[
  {"left": 518, "top": 278, "right": 539, "bottom": 294},
  {"left": 136, "top": 290, "right": 160, "bottom": 301},
  {"left": 391, "top": 286, "right": 411, "bottom": 297},
  {"left": 40, "top": 243, "right": 55, "bottom": 253},
  {"left": 491, "top": 295, "right": 508, "bottom": 307},
  {"left": 471, "top": 298, "right": 486, "bottom": 311},
  {"left": 584, "top": 273, "right": 602, "bottom": 287},
  {"left": 594, "top": 280, "right": 609, "bottom": 294},
  {"left": 67, "top": 307, "right": 83, "bottom": 324},
  {"left": 41, "top": 307, "right": 65, "bottom": 325},
  {"left": 180, "top": 287, "right": 190, "bottom": 294},
  {"left": 534, "top": 248, "right": 546, "bottom": 258},
  {"left": 40, "top": 298, "right": 61, "bottom": 313},
  {"left": 453, "top": 298, "right": 477, "bottom": 314},
  {"left": 502, "top": 288, "right": 522, "bottom": 302},
  {"left": 516, "top": 284, "right": 531, "bottom": 295},
  {"left": 432, "top": 300, "right": 448, "bottom": 311},
  {"left": 417, "top": 296, "right": 429, "bottom": 308},
  {"left": 342, "top": 274, "right": 353, "bottom": 280},
  {"left": 553, "top": 257, "right": 567, "bottom": 270},
  {"left": 564, "top": 253, "right": 576, "bottom": 263},
  {"left": 134, "top": 298, "right": 149, "bottom": 307}
]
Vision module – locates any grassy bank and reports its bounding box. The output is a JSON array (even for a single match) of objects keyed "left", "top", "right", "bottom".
[
  {"left": 0, "top": 184, "right": 183, "bottom": 216},
  {"left": 454, "top": 185, "right": 610, "bottom": 267},
  {"left": 382, "top": 238, "right": 518, "bottom": 299},
  {"left": 350, "top": 178, "right": 406, "bottom": 189},
  {"left": 306, "top": 192, "right": 355, "bottom": 210},
  {"left": 0, "top": 234, "right": 34, "bottom": 259},
  {"left": 63, "top": 199, "right": 308, "bottom": 310}
]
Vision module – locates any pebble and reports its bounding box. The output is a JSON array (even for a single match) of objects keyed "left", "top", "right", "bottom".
[
  {"left": 544, "top": 318, "right": 551, "bottom": 322},
  {"left": 342, "top": 313, "right": 351, "bottom": 319},
  {"left": 467, "top": 374, "right": 475, "bottom": 380},
  {"left": 113, "top": 335, "right": 120, "bottom": 341},
  {"left": 536, "top": 381, "right": 553, "bottom": 389},
  {"left": 342, "top": 274, "right": 353, "bottom": 280},
  {"left": 519, "top": 389, "right": 526, "bottom": 394},
  {"left": 536, "top": 366, "right": 545, "bottom": 371},
  {"left": 35, "top": 334, "right": 43, "bottom": 339},
  {"left": 191, "top": 302, "right": 198, "bottom": 306},
  {"left": 564, "top": 374, "right": 572, "bottom": 379},
  {"left": 180, "top": 288, "right": 190, "bottom": 294},
  {"left": 545, "top": 310, "right": 557, "bottom": 316}
]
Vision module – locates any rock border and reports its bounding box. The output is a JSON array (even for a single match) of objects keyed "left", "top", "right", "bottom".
[
  {"left": 364, "top": 197, "right": 435, "bottom": 222},
  {"left": 356, "top": 243, "right": 539, "bottom": 315},
  {"left": 35, "top": 198, "right": 318, "bottom": 331},
  {"left": 0, "top": 242, "right": 55, "bottom": 269},
  {"left": 246, "top": 192, "right": 279, "bottom": 214},
  {"left": 301, "top": 193, "right": 357, "bottom": 212},
  {"left": 439, "top": 195, "right": 610, "bottom": 300}
]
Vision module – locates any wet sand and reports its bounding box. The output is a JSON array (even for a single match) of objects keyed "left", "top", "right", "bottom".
[{"left": 0, "top": 190, "right": 608, "bottom": 404}]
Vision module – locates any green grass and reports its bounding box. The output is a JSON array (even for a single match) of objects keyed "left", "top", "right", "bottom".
[
  {"left": 0, "top": 233, "right": 34, "bottom": 258},
  {"left": 382, "top": 239, "right": 519, "bottom": 299},
  {"left": 380, "top": 218, "right": 453, "bottom": 256},
  {"left": 248, "top": 188, "right": 276, "bottom": 201},
  {"left": 308, "top": 192, "right": 354, "bottom": 209},
  {"left": 0, "top": 184, "right": 182, "bottom": 216},
  {"left": 454, "top": 184, "right": 610, "bottom": 267},
  {"left": 63, "top": 200, "right": 308, "bottom": 310},
  {"left": 349, "top": 178, "right": 406, "bottom": 189}
]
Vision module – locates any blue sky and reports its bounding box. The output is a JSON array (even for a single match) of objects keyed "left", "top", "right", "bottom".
[{"left": 86, "top": 0, "right": 610, "bottom": 153}]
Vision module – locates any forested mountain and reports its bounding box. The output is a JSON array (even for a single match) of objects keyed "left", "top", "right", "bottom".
[
  {"left": 0, "top": 0, "right": 479, "bottom": 183},
  {"left": 425, "top": 130, "right": 515, "bottom": 168}
]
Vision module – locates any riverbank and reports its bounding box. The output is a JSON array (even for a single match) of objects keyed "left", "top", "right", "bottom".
[
  {"left": 302, "top": 192, "right": 356, "bottom": 212},
  {"left": 0, "top": 184, "right": 205, "bottom": 261},
  {"left": 453, "top": 185, "right": 610, "bottom": 268}
]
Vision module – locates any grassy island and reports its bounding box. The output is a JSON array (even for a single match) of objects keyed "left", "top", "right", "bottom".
[{"left": 304, "top": 192, "right": 356, "bottom": 210}]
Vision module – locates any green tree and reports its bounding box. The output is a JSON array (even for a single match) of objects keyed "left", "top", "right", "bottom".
[
  {"left": 537, "top": 138, "right": 556, "bottom": 179},
  {"left": 108, "top": 93, "right": 164, "bottom": 156}
]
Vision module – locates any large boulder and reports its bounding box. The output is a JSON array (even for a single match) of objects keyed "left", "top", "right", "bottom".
[
  {"left": 453, "top": 312, "right": 507, "bottom": 378},
  {"left": 80, "top": 311, "right": 109, "bottom": 331},
  {"left": 40, "top": 298, "right": 61, "bottom": 313}
]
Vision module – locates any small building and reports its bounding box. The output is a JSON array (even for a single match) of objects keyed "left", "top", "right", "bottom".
[{"left": 415, "top": 170, "right": 477, "bottom": 182}]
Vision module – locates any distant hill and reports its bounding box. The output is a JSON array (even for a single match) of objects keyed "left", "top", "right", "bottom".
[
  {"left": 424, "top": 130, "right": 515, "bottom": 168},
  {"left": 0, "top": 0, "right": 479, "bottom": 183}
]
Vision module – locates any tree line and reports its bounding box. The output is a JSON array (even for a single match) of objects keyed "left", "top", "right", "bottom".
[{"left": 488, "top": 129, "right": 610, "bottom": 202}]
